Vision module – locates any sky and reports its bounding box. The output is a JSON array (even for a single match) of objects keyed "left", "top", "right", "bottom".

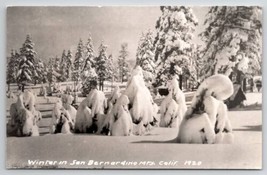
[{"left": 6, "top": 6, "right": 208, "bottom": 63}]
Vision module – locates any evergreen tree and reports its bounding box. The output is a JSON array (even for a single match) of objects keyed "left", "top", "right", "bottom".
[
  {"left": 81, "top": 35, "right": 98, "bottom": 95},
  {"left": 94, "top": 42, "right": 109, "bottom": 91},
  {"left": 17, "top": 34, "right": 37, "bottom": 91},
  {"left": 6, "top": 50, "right": 17, "bottom": 91},
  {"left": 118, "top": 43, "right": 130, "bottom": 83},
  {"left": 106, "top": 54, "right": 115, "bottom": 81},
  {"left": 65, "top": 50, "right": 73, "bottom": 81},
  {"left": 72, "top": 39, "right": 84, "bottom": 82},
  {"left": 34, "top": 58, "right": 47, "bottom": 84},
  {"left": 136, "top": 30, "right": 156, "bottom": 83},
  {"left": 47, "top": 58, "right": 57, "bottom": 92},
  {"left": 200, "top": 6, "right": 262, "bottom": 90},
  {"left": 153, "top": 6, "right": 198, "bottom": 88},
  {"left": 83, "top": 34, "right": 95, "bottom": 71},
  {"left": 53, "top": 56, "right": 61, "bottom": 81},
  {"left": 59, "top": 50, "right": 68, "bottom": 82}
]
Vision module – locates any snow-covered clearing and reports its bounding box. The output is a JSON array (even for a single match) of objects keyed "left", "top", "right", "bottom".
[{"left": 6, "top": 87, "right": 262, "bottom": 169}]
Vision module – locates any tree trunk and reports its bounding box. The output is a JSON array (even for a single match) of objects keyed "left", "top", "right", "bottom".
[
  {"left": 179, "top": 74, "right": 183, "bottom": 90},
  {"left": 185, "top": 77, "right": 188, "bottom": 89},
  {"left": 236, "top": 70, "right": 243, "bottom": 84},
  {"left": 243, "top": 78, "right": 247, "bottom": 93},
  {"left": 7, "top": 83, "right": 10, "bottom": 92},
  {"left": 21, "top": 84, "right": 25, "bottom": 92}
]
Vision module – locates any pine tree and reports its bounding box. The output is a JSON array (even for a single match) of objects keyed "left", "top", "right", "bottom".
[
  {"left": 59, "top": 50, "right": 67, "bottom": 82},
  {"left": 83, "top": 34, "right": 95, "bottom": 71},
  {"left": 17, "top": 34, "right": 37, "bottom": 91},
  {"left": 65, "top": 50, "right": 73, "bottom": 81},
  {"left": 118, "top": 43, "right": 130, "bottom": 83},
  {"left": 72, "top": 39, "right": 84, "bottom": 82},
  {"left": 106, "top": 54, "right": 115, "bottom": 81},
  {"left": 53, "top": 56, "right": 61, "bottom": 81},
  {"left": 47, "top": 58, "right": 57, "bottom": 94},
  {"left": 81, "top": 35, "right": 98, "bottom": 95},
  {"left": 34, "top": 59, "right": 46, "bottom": 84},
  {"left": 153, "top": 6, "right": 198, "bottom": 88},
  {"left": 6, "top": 50, "right": 17, "bottom": 91},
  {"left": 94, "top": 42, "right": 109, "bottom": 91},
  {"left": 200, "top": 6, "right": 262, "bottom": 90},
  {"left": 136, "top": 30, "right": 156, "bottom": 83}
]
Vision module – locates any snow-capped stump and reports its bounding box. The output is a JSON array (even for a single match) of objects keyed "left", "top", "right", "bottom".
[
  {"left": 124, "top": 66, "right": 158, "bottom": 135},
  {"left": 177, "top": 74, "right": 234, "bottom": 144},
  {"left": 159, "top": 76, "right": 187, "bottom": 128}
]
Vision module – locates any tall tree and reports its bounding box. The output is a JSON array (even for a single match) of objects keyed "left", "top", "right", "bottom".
[
  {"left": 136, "top": 30, "right": 156, "bottom": 83},
  {"left": 200, "top": 6, "right": 262, "bottom": 89},
  {"left": 47, "top": 58, "right": 57, "bottom": 91},
  {"left": 94, "top": 42, "right": 109, "bottom": 91},
  {"left": 81, "top": 34, "right": 97, "bottom": 81},
  {"left": 65, "top": 50, "right": 73, "bottom": 81},
  {"left": 34, "top": 58, "right": 47, "bottom": 84},
  {"left": 81, "top": 35, "right": 98, "bottom": 95},
  {"left": 59, "top": 50, "right": 68, "bottom": 82},
  {"left": 153, "top": 6, "right": 198, "bottom": 88},
  {"left": 72, "top": 39, "right": 84, "bottom": 82},
  {"left": 53, "top": 56, "right": 61, "bottom": 82},
  {"left": 118, "top": 43, "right": 130, "bottom": 83},
  {"left": 17, "top": 34, "right": 37, "bottom": 91},
  {"left": 6, "top": 50, "right": 18, "bottom": 91},
  {"left": 83, "top": 34, "right": 95, "bottom": 71}
]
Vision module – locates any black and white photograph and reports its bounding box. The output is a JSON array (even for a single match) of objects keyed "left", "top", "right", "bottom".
[{"left": 5, "top": 6, "right": 262, "bottom": 169}]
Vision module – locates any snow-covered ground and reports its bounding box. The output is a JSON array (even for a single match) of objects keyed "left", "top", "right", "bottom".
[
  {"left": 6, "top": 110, "right": 261, "bottom": 169},
  {"left": 6, "top": 90, "right": 262, "bottom": 169}
]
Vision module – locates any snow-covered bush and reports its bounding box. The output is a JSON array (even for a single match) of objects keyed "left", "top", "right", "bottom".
[
  {"left": 75, "top": 98, "right": 92, "bottom": 133},
  {"left": 159, "top": 76, "right": 187, "bottom": 128},
  {"left": 177, "top": 74, "right": 234, "bottom": 144},
  {"left": 109, "top": 95, "right": 133, "bottom": 136},
  {"left": 50, "top": 101, "right": 74, "bottom": 134},
  {"left": 124, "top": 66, "right": 157, "bottom": 135}
]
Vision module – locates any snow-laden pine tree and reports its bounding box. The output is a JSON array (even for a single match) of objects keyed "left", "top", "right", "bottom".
[
  {"left": 47, "top": 58, "right": 57, "bottom": 94},
  {"left": 72, "top": 39, "right": 84, "bottom": 82},
  {"left": 53, "top": 56, "right": 61, "bottom": 82},
  {"left": 59, "top": 50, "right": 68, "bottom": 82},
  {"left": 34, "top": 59, "right": 47, "bottom": 84},
  {"left": 106, "top": 54, "right": 115, "bottom": 82},
  {"left": 17, "top": 35, "right": 37, "bottom": 91},
  {"left": 118, "top": 43, "right": 130, "bottom": 83},
  {"left": 6, "top": 50, "right": 18, "bottom": 91},
  {"left": 94, "top": 42, "right": 110, "bottom": 91},
  {"left": 83, "top": 34, "right": 95, "bottom": 71},
  {"left": 199, "top": 6, "right": 262, "bottom": 89},
  {"left": 65, "top": 50, "right": 73, "bottom": 81},
  {"left": 81, "top": 35, "right": 98, "bottom": 95},
  {"left": 81, "top": 35, "right": 97, "bottom": 82},
  {"left": 153, "top": 6, "right": 198, "bottom": 88},
  {"left": 136, "top": 30, "right": 156, "bottom": 83}
]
